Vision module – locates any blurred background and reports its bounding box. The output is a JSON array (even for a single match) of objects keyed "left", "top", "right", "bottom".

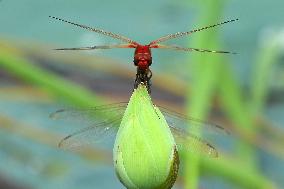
[{"left": 0, "top": 0, "right": 283, "bottom": 188}]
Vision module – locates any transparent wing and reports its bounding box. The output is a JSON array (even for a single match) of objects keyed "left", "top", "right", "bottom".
[
  {"left": 50, "top": 102, "right": 227, "bottom": 156},
  {"left": 159, "top": 105, "right": 230, "bottom": 135},
  {"left": 54, "top": 44, "right": 136, "bottom": 51},
  {"left": 57, "top": 117, "right": 121, "bottom": 150},
  {"left": 49, "top": 16, "right": 138, "bottom": 45},
  {"left": 50, "top": 102, "right": 127, "bottom": 149},
  {"left": 170, "top": 125, "right": 218, "bottom": 157},
  {"left": 159, "top": 106, "right": 229, "bottom": 158},
  {"left": 151, "top": 44, "right": 236, "bottom": 54},
  {"left": 149, "top": 19, "right": 238, "bottom": 45}
]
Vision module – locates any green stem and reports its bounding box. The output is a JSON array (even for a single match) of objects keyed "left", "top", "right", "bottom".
[
  {"left": 218, "top": 62, "right": 257, "bottom": 169},
  {"left": 185, "top": 0, "right": 225, "bottom": 188},
  {"left": 250, "top": 42, "right": 280, "bottom": 114}
]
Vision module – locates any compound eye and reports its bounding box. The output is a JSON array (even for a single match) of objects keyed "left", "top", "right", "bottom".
[{"left": 133, "top": 59, "right": 138, "bottom": 66}]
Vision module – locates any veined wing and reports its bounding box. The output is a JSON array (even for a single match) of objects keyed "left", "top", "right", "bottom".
[
  {"left": 158, "top": 105, "right": 230, "bottom": 135},
  {"left": 50, "top": 102, "right": 227, "bottom": 156},
  {"left": 156, "top": 106, "right": 229, "bottom": 158},
  {"left": 169, "top": 124, "right": 218, "bottom": 157},
  {"left": 149, "top": 19, "right": 238, "bottom": 45},
  {"left": 50, "top": 102, "right": 127, "bottom": 149},
  {"left": 49, "top": 16, "right": 137, "bottom": 44}
]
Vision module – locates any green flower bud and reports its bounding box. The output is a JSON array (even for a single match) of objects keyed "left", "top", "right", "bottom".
[{"left": 113, "top": 84, "right": 179, "bottom": 189}]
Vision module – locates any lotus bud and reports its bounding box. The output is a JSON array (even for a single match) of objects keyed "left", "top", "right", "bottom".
[{"left": 113, "top": 84, "right": 179, "bottom": 189}]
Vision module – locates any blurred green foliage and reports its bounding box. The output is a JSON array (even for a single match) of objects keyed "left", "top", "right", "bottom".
[{"left": 0, "top": 0, "right": 283, "bottom": 189}]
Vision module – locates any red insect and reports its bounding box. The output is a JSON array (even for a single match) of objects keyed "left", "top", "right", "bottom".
[{"left": 49, "top": 16, "right": 237, "bottom": 91}]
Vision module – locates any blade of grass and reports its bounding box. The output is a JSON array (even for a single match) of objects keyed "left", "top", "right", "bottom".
[
  {"left": 185, "top": 0, "right": 225, "bottom": 188},
  {"left": 250, "top": 40, "right": 280, "bottom": 114},
  {"left": 0, "top": 48, "right": 103, "bottom": 107},
  {"left": 218, "top": 62, "right": 257, "bottom": 169}
]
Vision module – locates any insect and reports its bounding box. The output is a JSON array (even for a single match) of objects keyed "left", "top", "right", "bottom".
[
  {"left": 49, "top": 16, "right": 238, "bottom": 92},
  {"left": 49, "top": 17, "right": 234, "bottom": 159},
  {"left": 50, "top": 101, "right": 229, "bottom": 158}
]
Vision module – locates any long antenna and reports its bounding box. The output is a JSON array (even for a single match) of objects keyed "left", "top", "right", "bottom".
[
  {"left": 149, "top": 19, "right": 238, "bottom": 45},
  {"left": 49, "top": 16, "right": 138, "bottom": 45}
]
